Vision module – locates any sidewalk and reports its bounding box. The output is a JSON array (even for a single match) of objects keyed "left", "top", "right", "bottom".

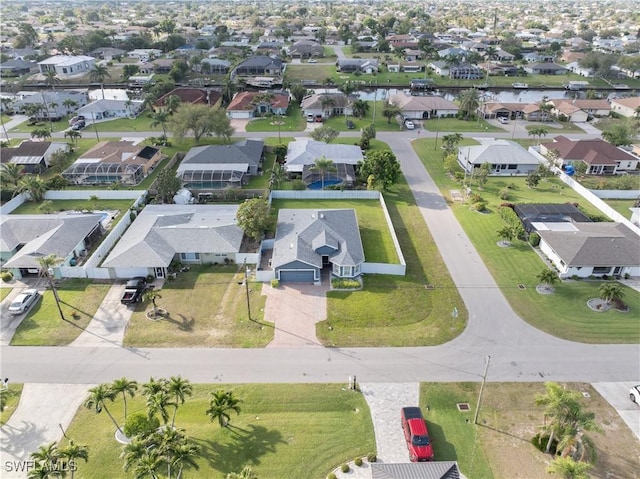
[{"left": 0, "top": 115, "right": 28, "bottom": 140}]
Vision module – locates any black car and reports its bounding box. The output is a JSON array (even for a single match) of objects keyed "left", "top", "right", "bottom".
[{"left": 120, "top": 277, "right": 147, "bottom": 304}]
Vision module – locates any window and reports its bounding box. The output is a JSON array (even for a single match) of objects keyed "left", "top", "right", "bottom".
[
  {"left": 593, "top": 266, "right": 611, "bottom": 275},
  {"left": 180, "top": 253, "right": 200, "bottom": 261}
]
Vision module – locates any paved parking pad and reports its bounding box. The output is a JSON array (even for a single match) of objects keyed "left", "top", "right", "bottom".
[{"left": 592, "top": 382, "right": 640, "bottom": 441}]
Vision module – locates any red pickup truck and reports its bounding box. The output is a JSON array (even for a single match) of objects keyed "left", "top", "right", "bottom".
[{"left": 401, "top": 407, "right": 434, "bottom": 462}]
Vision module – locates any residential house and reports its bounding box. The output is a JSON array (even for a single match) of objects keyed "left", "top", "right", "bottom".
[
  {"left": 448, "top": 64, "right": 482, "bottom": 80},
  {"left": 62, "top": 141, "right": 163, "bottom": 186},
  {"left": 336, "top": 59, "right": 379, "bottom": 74},
  {"left": 226, "top": 91, "right": 289, "bottom": 119},
  {"left": 76, "top": 99, "right": 144, "bottom": 122},
  {"left": 540, "top": 136, "right": 640, "bottom": 174},
  {"left": 457, "top": 140, "right": 542, "bottom": 176},
  {"left": 150, "top": 58, "right": 175, "bottom": 74},
  {"left": 536, "top": 222, "right": 640, "bottom": 279},
  {"left": 300, "top": 93, "right": 353, "bottom": 119},
  {"left": 0, "top": 140, "right": 67, "bottom": 173},
  {"left": 13, "top": 90, "right": 89, "bottom": 119},
  {"left": 429, "top": 61, "right": 449, "bottom": 76},
  {"left": 370, "top": 462, "right": 462, "bottom": 479},
  {"left": 387, "top": 61, "right": 424, "bottom": 73},
  {"left": 128, "top": 49, "right": 162, "bottom": 62},
  {"left": 0, "top": 59, "right": 37, "bottom": 76},
  {"left": 547, "top": 99, "right": 610, "bottom": 122},
  {"left": 389, "top": 93, "right": 459, "bottom": 119},
  {"left": 437, "top": 47, "right": 467, "bottom": 59},
  {"left": 404, "top": 49, "right": 423, "bottom": 62},
  {"left": 177, "top": 139, "right": 265, "bottom": 190},
  {"left": 480, "top": 63, "right": 519, "bottom": 77},
  {"left": 38, "top": 55, "right": 95, "bottom": 76},
  {"left": 610, "top": 96, "right": 640, "bottom": 119},
  {"left": 287, "top": 40, "right": 323, "bottom": 58},
  {"left": 232, "top": 56, "right": 284, "bottom": 78},
  {"left": 101, "top": 205, "right": 244, "bottom": 279},
  {"left": 153, "top": 87, "right": 222, "bottom": 113},
  {"left": 559, "top": 51, "right": 586, "bottom": 63},
  {"left": 284, "top": 139, "right": 363, "bottom": 175},
  {"left": 524, "top": 62, "right": 569, "bottom": 75},
  {"left": 89, "top": 47, "right": 126, "bottom": 61},
  {"left": 271, "top": 209, "right": 365, "bottom": 284},
  {"left": 566, "top": 61, "right": 594, "bottom": 77},
  {"left": 514, "top": 203, "right": 591, "bottom": 234},
  {"left": 522, "top": 52, "right": 556, "bottom": 63},
  {"left": 0, "top": 213, "right": 104, "bottom": 279},
  {"left": 478, "top": 102, "right": 529, "bottom": 120},
  {"left": 200, "top": 58, "right": 231, "bottom": 74}
]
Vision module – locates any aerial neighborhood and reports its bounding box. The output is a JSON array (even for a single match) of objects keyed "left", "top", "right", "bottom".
[{"left": 0, "top": 0, "right": 639, "bottom": 478}]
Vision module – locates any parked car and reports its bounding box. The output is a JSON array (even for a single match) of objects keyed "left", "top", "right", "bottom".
[
  {"left": 8, "top": 289, "right": 40, "bottom": 315},
  {"left": 630, "top": 385, "right": 640, "bottom": 404},
  {"left": 346, "top": 120, "right": 355, "bottom": 129},
  {"left": 306, "top": 114, "right": 314, "bottom": 123},
  {"left": 314, "top": 115, "right": 324, "bottom": 122},
  {"left": 120, "top": 277, "right": 147, "bottom": 305},
  {"left": 308, "top": 59, "right": 317, "bottom": 63},
  {"left": 71, "top": 120, "right": 86, "bottom": 131},
  {"left": 401, "top": 407, "right": 434, "bottom": 462},
  {"left": 404, "top": 120, "right": 415, "bottom": 130},
  {"left": 498, "top": 117, "right": 509, "bottom": 124},
  {"left": 68, "top": 115, "right": 85, "bottom": 126}
]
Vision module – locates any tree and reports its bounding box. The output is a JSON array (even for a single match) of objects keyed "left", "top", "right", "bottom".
[
  {"left": 206, "top": 389, "right": 242, "bottom": 428},
  {"left": 58, "top": 441, "right": 89, "bottom": 479},
  {"left": 210, "top": 108, "right": 235, "bottom": 143},
  {"left": 525, "top": 171, "right": 541, "bottom": 189},
  {"left": 310, "top": 125, "right": 339, "bottom": 143},
  {"left": 155, "top": 165, "right": 182, "bottom": 204},
  {"left": 475, "top": 162, "right": 491, "bottom": 189},
  {"left": 528, "top": 127, "right": 549, "bottom": 144},
  {"left": 269, "top": 163, "right": 287, "bottom": 190},
  {"left": 496, "top": 226, "right": 516, "bottom": 246},
  {"left": 29, "top": 442, "right": 60, "bottom": 478},
  {"left": 150, "top": 111, "right": 170, "bottom": 137},
  {"left": 539, "top": 99, "right": 553, "bottom": 122},
  {"left": 90, "top": 64, "right": 111, "bottom": 100},
  {"left": 289, "top": 84, "right": 308, "bottom": 105},
  {"left": 382, "top": 103, "right": 401, "bottom": 124},
  {"left": 537, "top": 269, "right": 560, "bottom": 292},
  {"left": 547, "top": 456, "right": 591, "bottom": 479},
  {"left": 167, "top": 376, "right": 192, "bottom": 428},
  {"left": 111, "top": 378, "right": 138, "bottom": 423},
  {"left": 169, "top": 104, "right": 218, "bottom": 143},
  {"left": 236, "top": 198, "right": 271, "bottom": 242},
  {"left": 170, "top": 438, "right": 200, "bottom": 479},
  {"left": 351, "top": 99, "right": 369, "bottom": 119},
  {"left": 458, "top": 88, "right": 480, "bottom": 120},
  {"left": 310, "top": 156, "right": 337, "bottom": 190},
  {"left": 16, "top": 175, "right": 47, "bottom": 202},
  {"left": 1, "top": 163, "right": 25, "bottom": 188},
  {"left": 598, "top": 282, "right": 624, "bottom": 305},
  {"left": 360, "top": 124, "right": 376, "bottom": 150},
  {"left": 165, "top": 94, "right": 182, "bottom": 115},
  {"left": 601, "top": 123, "right": 634, "bottom": 146},
  {"left": 84, "top": 383, "right": 122, "bottom": 434},
  {"left": 122, "top": 64, "right": 140, "bottom": 80},
  {"left": 146, "top": 389, "right": 174, "bottom": 425},
  {"left": 43, "top": 70, "right": 60, "bottom": 91},
  {"left": 358, "top": 150, "right": 401, "bottom": 190},
  {"left": 143, "top": 288, "right": 162, "bottom": 317},
  {"left": 62, "top": 99, "right": 78, "bottom": 114},
  {"left": 442, "top": 133, "right": 463, "bottom": 157},
  {"left": 64, "top": 129, "right": 82, "bottom": 145},
  {"left": 227, "top": 466, "right": 259, "bottom": 479},
  {"left": 31, "top": 128, "right": 52, "bottom": 141}
]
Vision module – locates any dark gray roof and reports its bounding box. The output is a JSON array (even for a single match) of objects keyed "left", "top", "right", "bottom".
[
  {"left": 178, "top": 139, "right": 264, "bottom": 170},
  {"left": 537, "top": 222, "right": 640, "bottom": 267},
  {"left": 236, "top": 55, "right": 283, "bottom": 69},
  {"left": 372, "top": 462, "right": 461, "bottom": 479},
  {"left": 0, "top": 58, "right": 36, "bottom": 70},
  {"left": 272, "top": 209, "right": 364, "bottom": 270}
]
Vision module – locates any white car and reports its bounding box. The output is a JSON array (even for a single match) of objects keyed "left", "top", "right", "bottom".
[
  {"left": 8, "top": 289, "right": 39, "bottom": 315},
  {"left": 404, "top": 120, "right": 415, "bottom": 130},
  {"left": 630, "top": 385, "right": 640, "bottom": 404},
  {"left": 498, "top": 117, "right": 509, "bottom": 124},
  {"left": 308, "top": 59, "right": 317, "bottom": 63}
]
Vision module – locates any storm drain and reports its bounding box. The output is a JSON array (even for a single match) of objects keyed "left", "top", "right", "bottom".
[
  {"left": 457, "top": 403, "right": 470, "bottom": 411},
  {"left": 518, "top": 283, "right": 526, "bottom": 290},
  {"left": 424, "top": 284, "right": 436, "bottom": 290}
]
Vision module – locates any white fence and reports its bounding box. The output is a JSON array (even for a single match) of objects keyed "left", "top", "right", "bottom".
[
  {"left": 44, "top": 190, "right": 146, "bottom": 200},
  {"left": 0, "top": 193, "right": 28, "bottom": 215},
  {"left": 362, "top": 262, "right": 406, "bottom": 275},
  {"left": 270, "top": 190, "right": 381, "bottom": 200},
  {"left": 590, "top": 190, "right": 639, "bottom": 199}
]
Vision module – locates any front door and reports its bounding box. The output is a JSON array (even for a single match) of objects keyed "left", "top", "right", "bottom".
[{"left": 155, "top": 267, "right": 165, "bottom": 279}]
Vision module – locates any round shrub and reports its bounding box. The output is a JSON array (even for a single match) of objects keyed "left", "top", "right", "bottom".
[
  {"left": 327, "top": 474, "right": 336, "bottom": 479},
  {"left": 367, "top": 452, "right": 377, "bottom": 462},
  {"left": 529, "top": 232, "right": 540, "bottom": 247},
  {"left": 341, "top": 464, "right": 350, "bottom": 473},
  {"left": 499, "top": 189, "right": 510, "bottom": 200},
  {"left": 270, "top": 279, "right": 280, "bottom": 288},
  {"left": 355, "top": 457, "right": 363, "bottom": 467},
  {"left": 124, "top": 412, "right": 160, "bottom": 438},
  {"left": 1, "top": 271, "right": 13, "bottom": 282}
]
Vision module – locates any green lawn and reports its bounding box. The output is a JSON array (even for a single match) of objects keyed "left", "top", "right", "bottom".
[
  {"left": 574, "top": 174, "right": 640, "bottom": 191},
  {"left": 0, "top": 113, "right": 11, "bottom": 125},
  {"left": 10, "top": 199, "right": 134, "bottom": 216},
  {"left": 93, "top": 111, "right": 162, "bottom": 133},
  {"left": 10, "top": 280, "right": 111, "bottom": 346},
  {"left": 0, "top": 384, "right": 23, "bottom": 426},
  {"left": 604, "top": 199, "right": 637, "bottom": 219},
  {"left": 420, "top": 383, "right": 493, "bottom": 479},
  {"left": 123, "top": 265, "right": 271, "bottom": 348},
  {"left": 271, "top": 199, "right": 399, "bottom": 264},
  {"left": 10, "top": 116, "right": 74, "bottom": 133},
  {"left": 524, "top": 122, "right": 585, "bottom": 134},
  {"left": 423, "top": 117, "right": 502, "bottom": 133},
  {"left": 415, "top": 138, "right": 640, "bottom": 343},
  {"left": 61, "top": 383, "right": 375, "bottom": 479},
  {"left": 244, "top": 105, "right": 307, "bottom": 133},
  {"left": 0, "top": 287, "right": 12, "bottom": 301}
]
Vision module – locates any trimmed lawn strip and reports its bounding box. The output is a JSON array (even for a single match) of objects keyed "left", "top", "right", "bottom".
[
  {"left": 604, "top": 199, "right": 636, "bottom": 219},
  {"left": 10, "top": 280, "right": 110, "bottom": 346},
  {"left": 524, "top": 122, "right": 585, "bottom": 134},
  {"left": 0, "top": 384, "right": 23, "bottom": 426},
  {"left": 10, "top": 199, "right": 134, "bottom": 217},
  {"left": 415, "top": 138, "right": 640, "bottom": 343},
  {"left": 270, "top": 199, "right": 399, "bottom": 264},
  {"left": 0, "top": 288, "right": 12, "bottom": 302},
  {"left": 244, "top": 105, "right": 306, "bottom": 132},
  {"left": 61, "top": 383, "right": 374, "bottom": 479},
  {"left": 319, "top": 175, "right": 467, "bottom": 347},
  {"left": 123, "top": 265, "right": 271, "bottom": 348},
  {"left": 422, "top": 117, "right": 502, "bottom": 133}
]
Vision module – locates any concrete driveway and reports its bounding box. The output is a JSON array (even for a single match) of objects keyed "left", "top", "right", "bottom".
[
  {"left": 0, "top": 286, "right": 41, "bottom": 346},
  {"left": 592, "top": 382, "right": 640, "bottom": 441}
]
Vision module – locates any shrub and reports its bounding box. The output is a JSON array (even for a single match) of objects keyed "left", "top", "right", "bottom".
[
  {"left": 1, "top": 271, "right": 13, "bottom": 282},
  {"left": 469, "top": 193, "right": 484, "bottom": 204},
  {"left": 341, "top": 464, "right": 350, "bottom": 473},
  {"left": 291, "top": 179, "right": 306, "bottom": 190},
  {"left": 498, "top": 206, "right": 525, "bottom": 239},
  {"left": 471, "top": 200, "right": 487, "bottom": 212},
  {"left": 499, "top": 188, "right": 510, "bottom": 200},
  {"left": 355, "top": 457, "right": 363, "bottom": 467},
  {"left": 124, "top": 412, "right": 160, "bottom": 438},
  {"left": 529, "top": 232, "right": 540, "bottom": 247},
  {"left": 624, "top": 273, "right": 631, "bottom": 280},
  {"left": 270, "top": 279, "right": 280, "bottom": 288},
  {"left": 367, "top": 453, "right": 377, "bottom": 462},
  {"left": 506, "top": 182, "right": 517, "bottom": 190},
  {"left": 327, "top": 474, "right": 336, "bottom": 479},
  {"left": 331, "top": 278, "right": 360, "bottom": 289},
  {"left": 571, "top": 275, "right": 581, "bottom": 281}
]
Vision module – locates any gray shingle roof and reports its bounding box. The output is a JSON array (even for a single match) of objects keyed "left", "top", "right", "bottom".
[
  {"left": 537, "top": 222, "right": 640, "bottom": 267},
  {"left": 177, "top": 139, "right": 264, "bottom": 173},
  {"left": 101, "top": 205, "right": 243, "bottom": 268},
  {"left": 459, "top": 140, "right": 540, "bottom": 166},
  {"left": 284, "top": 140, "right": 363, "bottom": 173},
  {"left": 272, "top": 209, "right": 364, "bottom": 270},
  {"left": 372, "top": 461, "right": 461, "bottom": 479}
]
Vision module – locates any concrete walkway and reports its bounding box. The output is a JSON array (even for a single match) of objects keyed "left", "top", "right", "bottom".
[
  {"left": 0, "top": 383, "right": 94, "bottom": 479},
  {"left": 592, "top": 382, "right": 640, "bottom": 441}
]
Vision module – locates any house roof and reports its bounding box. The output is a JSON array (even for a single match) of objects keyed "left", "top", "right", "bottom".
[
  {"left": 235, "top": 55, "right": 283, "bottom": 70},
  {"left": 154, "top": 87, "right": 221, "bottom": 108},
  {"left": 284, "top": 139, "right": 363, "bottom": 172},
  {"left": 76, "top": 141, "right": 160, "bottom": 165},
  {"left": 177, "top": 139, "right": 264, "bottom": 173},
  {"left": 300, "top": 93, "right": 351, "bottom": 110},
  {"left": 101, "top": 205, "right": 243, "bottom": 268},
  {"left": 540, "top": 136, "right": 637, "bottom": 165},
  {"left": 459, "top": 140, "right": 540, "bottom": 166},
  {"left": 0, "top": 141, "right": 66, "bottom": 165},
  {"left": 1, "top": 214, "right": 103, "bottom": 269},
  {"left": 0, "top": 59, "right": 36, "bottom": 70},
  {"left": 227, "top": 91, "right": 289, "bottom": 111},
  {"left": 611, "top": 96, "right": 640, "bottom": 109},
  {"left": 371, "top": 462, "right": 461, "bottom": 479},
  {"left": 38, "top": 55, "right": 94, "bottom": 66},
  {"left": 272, "top": 209, "right": 364, "bottom": 270},
  {"left": 390, "top": 93, "right": 459, "bottom": 112},
  {"left": 537, "top": 222, "right": 640, "bottom": 267},
  {"left": 76, "top": 99, "right": 143, "bottom": 114}
]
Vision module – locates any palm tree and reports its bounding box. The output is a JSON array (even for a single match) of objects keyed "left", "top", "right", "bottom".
[
  {"left": 1, "top": 163, "right": 25, "bottom": 188},
  {"left": 31, "top": 128, "right": 52, "bottom": 141},
  {"left": 62, "top": 99, "right": 78, "bottom": 114},
  {"left": 634, "top": 105, "right": 640, "bottom": 121},
  {"left": 132, "top": 451, "right": 162, "bottom": 479},
  {"left": 142, "top": 377, "right": 169, "bottom": 397},
  {"left": 529, "top": 127, "right": 549, "bottom": 144},
  {"left": 16, "top": 175, "right": 47, "bottom": 201},
  {"left": 496, "top": 226, "right": 516, "bottom": 246},
  {"left": 205, "top": 389, "right": 242, "bottom": 428},
  {"left": 598, "top": 282, "right": 624, "bottom": 305},
  {"left": 171, "top": 440, "right": 200, "bottom": 479},
  {"left": 547, "top": 456, "right": 591, "bottom": 479},
  {"left": 310, "top": 156, "right": 337, "bottom": 190},
  {"left": 146, "top": 390, "right": 174, "bottom": 425},
  {"left": 269, "top": 163, "right": 287, "bottom": 190},
  {"left": 84, "top": 383, "right": 122, "bottom": 434},
  {"left": 537, "top": 269, "right": 560, "bottom": 292},
  {"left": 167, "top": 376, "right": 192, "bottom": 428},
  {"left": 43, "top": 70, "right": 60, "bottom": 91},
  {"left": 58, "top": 441, "right": 89, "bottom": 479},
  {"left": 485, "top": 46, "right": 498, "bottom": 61},
  {"left": 30, "top": 442, "right": 60, "bottom": 468},
  {"left": 122, "top": 437, "right": 148, "bottom": 472},
  {"left": 37, "top": 254, "right": 63, "bottom": 311},
  {"left": 221, "top": 78, "right": 237, "bottom": 105},
  {"left": 319, "top": 94, "right": 335, "bottom": 117},
  {"left": 226, "top": 466, "right": 259, "bottom": 479},
  {"left": 165, "top": 94, "right": 182, "bottom": 114},
  {"left": 539, "top": 98, "right": 553, "bottom": 122},
  {"left": 150, "top": 111, "right": 170, "bottom": 137},
  {"left": 90, "top": 64, "right": 111, "bottom": 100},
  {"left": 143, "top": 289, "right": 162, "bottom": 317},
  {"left": 64, "top": 129, "right": 82, "bottom": 145},
  {"left": 111, "top": 377, "right": 138, "bottom": 423},
  {"left": 458, "top": 88, "right": 480, "bottom": 120},
  {"left": 351, "top": 99, "right": 369, "bottom": 119}
]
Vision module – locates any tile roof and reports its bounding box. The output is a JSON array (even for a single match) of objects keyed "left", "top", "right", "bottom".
[
  {"left": 541, "top": 136, "right": 637, "bottom": 165},
  {"left": 390, "top": 93, "right": 459, "bottom": 111},
  {"left": 227, "top": 91, "right": 289, "bottom": 111},
  {"left": 611, "top": 96, "right": 640, "bottom": 109}
]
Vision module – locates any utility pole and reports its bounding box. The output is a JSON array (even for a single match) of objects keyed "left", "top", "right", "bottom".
[
  {"left": 474, "top": 355, "right": 490, "bottom": 425},
  {"left": 91, "top": 111, "right": 100, "bottom": 141},
  {"left": 243, "top": 259, "right": 252, "bottom": 322}
]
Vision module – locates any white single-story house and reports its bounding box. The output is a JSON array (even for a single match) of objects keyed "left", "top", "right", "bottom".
[
  {"left": 38, "top": 55, "right": 95, "bottom": 76},
  {"left": 536, "top": 222, "right": 640, "bottom": 279},
  {"left": 300, "top": 93, "right": 353, "bottom": 119},
  {"left": 101, "top": 204, "right": 244, "bottom": 279},
  {"left": 271, "top": 209, "right": 365, "bottom": 284},
  {"left": 284, "top": 139, "right": 363, "bottom": 174},
  {"left": 389, "top": 93, "right": 459, "bottom": 119},
  {"left": 457, "top": 140, "right": 542, "bottom": 176},
  {"left": 76, "top": 99, "right": 144, "bottom": 121},
  {"left": 610, "top": 96, "right": 640, "bottom": 119}
]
